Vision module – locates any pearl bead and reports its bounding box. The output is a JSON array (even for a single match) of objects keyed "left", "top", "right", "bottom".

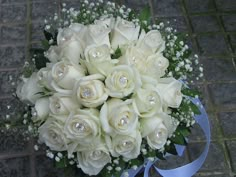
[
  {"left": 91, "top": 51, "right": 102, "bottom": 58},
  {"left": 122, "top": 140, "right": 132, "bottom": 148},
  {"left": 157, "top": 60, "right": 163, "bottom": 67},
  {"left": 119, "top": 76, "right": 128, "bottom": 85},
  {"left": 55, "top": 103, "right": 61, "bottom": 109},
  {"left": 120, "top": 116, "right": 129, "bottom": 126},
  {"left": 148, "top": 95, "right": 156, "bottom": 105},
  {"left": 75, "top": 122, "right": 86, "bottom": 132},
  {"left": 91, "top": 150, "right": 101, "bottom": 158},
  {"left": 156, "top": 131, "right": 163, "bottom": 139},
  {"left": 81, "top": 87, "right": 93, "bottom": 98}
]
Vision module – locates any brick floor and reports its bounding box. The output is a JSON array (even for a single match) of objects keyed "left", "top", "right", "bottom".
[{"left": 0, "top": 0, "right": 236, "bottom": 177}]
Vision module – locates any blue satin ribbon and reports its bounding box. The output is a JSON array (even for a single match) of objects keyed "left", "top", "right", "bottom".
[{"left": 123, "top": 97, "right": 211, "bottom": 177}]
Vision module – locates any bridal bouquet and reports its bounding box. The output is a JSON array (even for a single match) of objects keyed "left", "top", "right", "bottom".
[{"left": 15, "top": 0, "right": 206, "bottom": 176}]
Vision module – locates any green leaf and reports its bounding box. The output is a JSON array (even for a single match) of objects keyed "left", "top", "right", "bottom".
[
  {"left": 189, "top": 101, "right": 201, "bottom": 115},
  {"left": 165, "top": 143, "right": 177, "bottom": 155},
  {"left": 156, "top": 151, "right": 165, "bottom": 160},
  {"left": 170, "top": 131, "right": 187, "bottom": 145},
  {"left": 44, "top": 30, "right": 53, "bottom": 41},
  {"left": 182, "top": 87, "right": 200, "bottom": 97},
  {"left": 41, "top": 39, "right": 50, "bottom": 50},
  {"left": 178, "top": 126, "right": 191, "bottom": 137},
  {"left": 31, "top": 48, "right": 49, "bottom": 70},
  {"left": 111, "top": 47, "right": 122, "bottom": 59},
  {"left": 55, "top": 158, "right": 68, "bottom": 168},
  {"left": 139, "top": 6, "right": 151, "bottom": 22}
]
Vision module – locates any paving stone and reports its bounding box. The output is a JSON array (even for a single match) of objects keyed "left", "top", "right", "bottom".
[
  {"left": 193, "top": 173, "right": 231, "bottom": 177},
  {"left": 190, "top": 15, "right": 220, "bottom": 33},
  {"left": 0, "top": 4, "right": 27, "bottom": 23},
  {"left": 222, "top": 15, "right": 236, "bottom": 32},
  {"left": 188, "top": 112, "right": 219, "bottom": 142},
  {"left": 123, "top": 0, "right": 148, "bottom": 11},
  {"left": 197, "top": 34, "right": 230, "bottom": 56},
  {"left": 0, "top": 45, "right": 25, "bottom": 67},
  {"left": 32, "top": 2, "right": 59, "bottom": 22},
  {"left": 0, "top": 157, "right": 30, "bottom": 177},
  {"left": 36, "top": 155, "right": 66, "bottom": 177},
  {"left": 226, "top": 141, "right": 236, "bottom": 171},
  {"left": 202, "top": 58, "right": 236, "bottom": 81},
  {"left": 155, "top": 151, "right": 190, "bottom": 169},
  {"left": 1, "top": 24, "right": 27, "bottom": 45},
  {"left": 31, "top": 22, "right": 45, "bottom": 41},
  {"left": 0, "top": 127, "right": 29, "bottom": 154},
  {"left": 230, "top": 34, "right": 236, "bottom": 44},
  {"left": 215, "top": 0, "right": 236, "bottom": 12},
  {"left": 1, "top": 0, "right": 27, "bottom": 4},
  {"left": 156, "top": 16, "right": 188, "bottom": 32},
  {"left": 188, "top": 142, "right": 227, "bottom": 172},
  {"left": 0, "top": 70, "right": 20, "bottom": 97},
  {"left": 184, "top": 0, "right": 216, "bottom": 13},
  {"left": 153, "top": 0, "right": 183, "bottom": 17},
  {"left": 208, "top": 83, "right": 236, "bottom": 110},
  {"left": 218, "top": 112, "right": 236, "bottom": 137},
  {"left": 0, "top": 97, "right": 25, "bottom": 122}
]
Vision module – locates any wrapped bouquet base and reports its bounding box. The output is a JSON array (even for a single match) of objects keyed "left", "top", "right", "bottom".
[{"left": 14, "top": 1, "right": 210, "bottom": 177}]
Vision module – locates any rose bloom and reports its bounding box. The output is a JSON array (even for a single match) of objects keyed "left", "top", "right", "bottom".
[
  {"left": 140, "top": 113, "right": 178, "bottom": 149},
  {"left": 16, "top": 72, "right": 43, "bottom": 104},
  {"left": 38, "top": 116, "right": 68, "bottom": 151},
  {"left": 82, "top": 44, "right": 117, "bottom": 75},
  {"left": 51, "top": 61, "right": 85, "bottom": 90},
  {"left": 74, "top": 74, "right": 108, "bottom": 108},
  {"left": 77, "top": 138, "right": 111, "bottom": 176},
  {"left": 100, "top": 98, "right": 138, "bottom": 135},
  {"left": 105, "top": 65, "right": 141, "bottom": 98},
  {"left": 132, "top": 84, "right": 162, "bottom": 118},
  {"left": 105, "top": 130, "right": 142, "bottom": 161},
  {"left": 111, "top": 17, "right": 140, "bottom": 49},
  {"left": 156, "top": 77, "right": 183, "bottom": 108}
]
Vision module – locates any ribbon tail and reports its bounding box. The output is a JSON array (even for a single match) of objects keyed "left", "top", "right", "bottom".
[{"left": 154, "top": 98, "right": 211, "bottom": 177}]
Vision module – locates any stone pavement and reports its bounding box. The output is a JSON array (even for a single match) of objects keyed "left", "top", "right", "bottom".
[{"left": 0, "top": 0, "right": 236, "bottom": 177}]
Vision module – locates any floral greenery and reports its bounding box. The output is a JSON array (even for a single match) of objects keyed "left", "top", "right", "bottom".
[{"left": 11, "top": 0, "right": 204, "bottom": 177}]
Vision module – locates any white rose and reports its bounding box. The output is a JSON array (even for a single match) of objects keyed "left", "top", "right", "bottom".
[
  {"left": 74, "top": 74, "right": 108, "bottom": 108},
  {"left": 100, "top": 98, "right": 138, "bottom": 135},
  {"left": 156, "top": 77, "right": 183, "bottom": 108},
  {"left": 49, "top": 94, "right": 79, "bottom": 115},
  {"left": 82, "top": 44, "right": 117, "bottom": 75},
  {"left": 120, "top": 47, "right": 169, "bottom": 79},
  {"left": 51, "top": 61, "right": 85, "bottom": 90},
  {"left": 105, "top": 65, "right": 141, "bottom": 98},
  {"left": 16, "top": 72, "right": 43, "bottom": 104},
  {"left": 65, "top": 108, "right": 101, "bottom": 142},
  {"left": 45, "top": 40, "right": 84, "bottom": 65},
  {"left": 57, "top": 23, "right": 85, "bottom": 45},
  {"left": 137, "top": 30, "right": 165, "bottom": 56},
  {"left": 132, "top": 84, "right": 162, "bottom": 118},
  {"left": 37, "top": 66, "right": 54, "bottom": 90},
  {"left": 38, "top": 116, "right": 67, "bottom": 151},
  {"left": 60, "top": 39, "right": 85, "bottom": 65},
  {"left": 32, "top": 97, "right": 50, "bottom": 122},
  {"left": 105, "top": 130, "right": 141, "bottom": 161},
  {"left": 118, "top": 46, "right": 147, "bottom": 73},
  {"left": 77, "top": 139, "right": 111, "bottom": 176},
  {"left": 111, "top": 17, "right": 140, "bottom": 49},
  {"left": 141, "top": 113, "right": 177, "bottom": 149},
  {"left": 83, "top": 24, "right": 111, "bottom": 48},
  {"left": 44, "top": 45, "right": 60, "bottom": 63},
  {"left": 95, "top": 16, "right": 115, "bottom": 29},
  {"left": 144, "top": 53, "right": 169, "bottom": 78}
]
